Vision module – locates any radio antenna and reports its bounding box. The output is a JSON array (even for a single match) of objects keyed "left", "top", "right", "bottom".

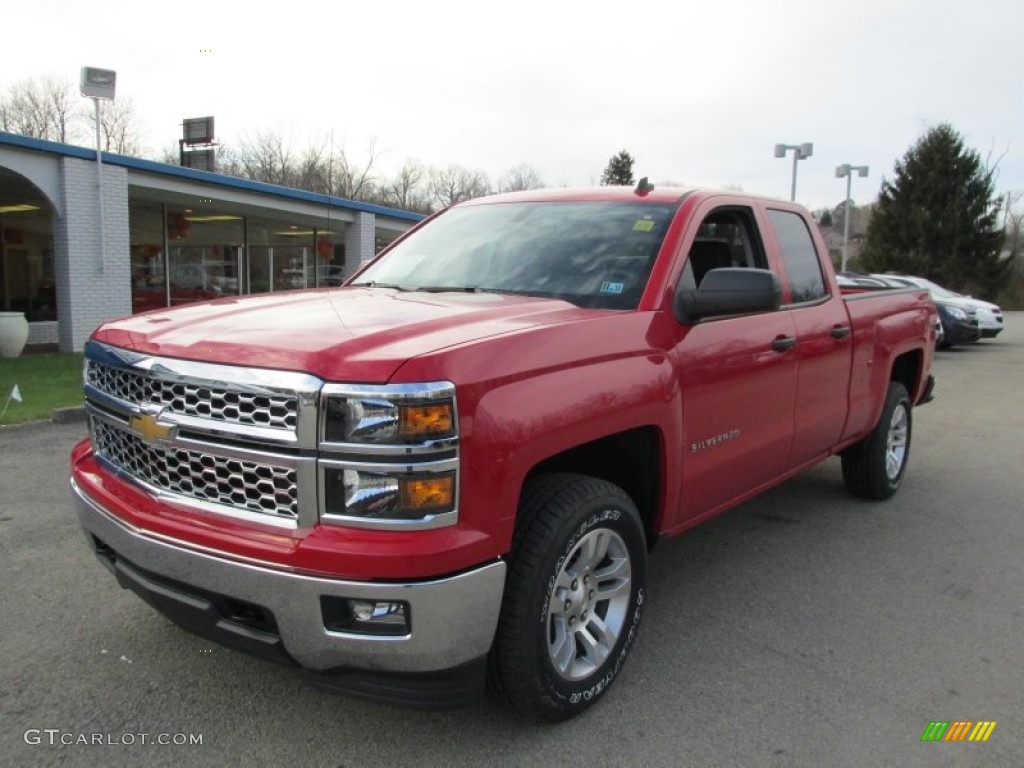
[{"left": 324, "top": 129, "right": 333, "bottom": 286}]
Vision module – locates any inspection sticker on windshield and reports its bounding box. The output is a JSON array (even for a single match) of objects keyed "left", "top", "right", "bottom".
[
  {"left": 633, "top": 218, "right": 655, "bottom": 232},
  {"left": 600, "top": 281, "right": 625, "bottom": 294}
]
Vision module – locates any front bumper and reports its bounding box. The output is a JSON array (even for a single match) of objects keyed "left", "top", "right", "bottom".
[
  {"left": 942, "top": 319, "right": 981, "bottom": 345},
  {"left": 72, "top": 478, "right": 506, "bottom": 707}
]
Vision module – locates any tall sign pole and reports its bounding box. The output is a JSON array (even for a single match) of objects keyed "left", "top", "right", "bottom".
[{"left": 81, "top": 67, "right": 116, "bottom": 273}]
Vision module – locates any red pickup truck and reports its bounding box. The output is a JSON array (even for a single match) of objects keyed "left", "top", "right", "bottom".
[{"left": 71, "top": 186, "right": 936, "bottom": 722}]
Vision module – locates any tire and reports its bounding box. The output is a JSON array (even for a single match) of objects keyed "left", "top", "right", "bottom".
[
  {"left": 841, "top": 381, "right": 912, "bottom": 500},
  {"left": 937, "top": 319, "right": 953, "bottom": 349},
  {"left": 490, "top": 473, "right": 647, "bottom": 722}
]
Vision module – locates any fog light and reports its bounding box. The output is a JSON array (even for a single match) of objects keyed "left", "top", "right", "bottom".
[
  {"left": 351, "top": 600, "right": 404, "bottom": 622},
  {"left": 321, "top": 596, "right": 410, "bottom": 636}
]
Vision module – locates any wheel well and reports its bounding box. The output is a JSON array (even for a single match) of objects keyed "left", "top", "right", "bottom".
[
  {"left": 523, "top": 427, "right": 661, "bottom": 543},
  {"left": 890, "top": 350, "right": 922, "bottom": 398}
]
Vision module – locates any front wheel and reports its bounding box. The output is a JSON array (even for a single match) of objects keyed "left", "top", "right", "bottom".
[
  {"left": 842, "top": 381, "right": 912, "bottom": 499},
  {"left": 490, "top": 474, "right": 647, "bottom": 722}
]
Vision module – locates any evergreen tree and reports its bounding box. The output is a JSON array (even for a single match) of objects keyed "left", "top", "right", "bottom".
[
  {"left": 861, "top": 124, "right": 1006, "bottom": 296},
  {"left": 600, "top": 150, "right": 635, "bottom": 186}
]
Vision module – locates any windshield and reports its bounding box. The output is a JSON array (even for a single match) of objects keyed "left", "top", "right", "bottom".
[
  {"left": 919, "top": 279, "right": 958, "bottom": 299},
  {"left": 353, "top": 201, "right": 677, "bottom": 310}
]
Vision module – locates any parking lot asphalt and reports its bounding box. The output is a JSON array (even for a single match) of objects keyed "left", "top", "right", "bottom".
[{"left": 1, "top": 315, "right": 1022, "bottom": 768}]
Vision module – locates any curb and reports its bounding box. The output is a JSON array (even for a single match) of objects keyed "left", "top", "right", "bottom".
[
  {"left": 51, "top": 406, "right": 88, "bottom": 424},
  {"left": 0, "top": 407, "right": 87, "bottom": 430}
]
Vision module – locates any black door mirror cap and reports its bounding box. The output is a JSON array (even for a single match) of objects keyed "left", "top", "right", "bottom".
[{"left": 675, "top": 268, "right": 782, "bottom": 322}]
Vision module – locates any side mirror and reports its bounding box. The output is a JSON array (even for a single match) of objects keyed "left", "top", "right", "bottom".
[{"left": 675, "top": 268, "right": 782, "bottom": 322}]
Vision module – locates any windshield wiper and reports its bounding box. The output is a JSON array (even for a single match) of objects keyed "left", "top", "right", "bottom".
[{"left": 412, "top": 286, "right": 485, "bottom": 294}]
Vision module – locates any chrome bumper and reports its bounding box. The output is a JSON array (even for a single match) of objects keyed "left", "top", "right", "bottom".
[{"left": 71, "top": 478, "right": 506, "bottom": 674}]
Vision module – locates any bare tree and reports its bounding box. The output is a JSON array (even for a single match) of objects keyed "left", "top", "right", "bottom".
[
  {"left": 294, "top": 143, "right": 331, "bottom": 193},
  {"left": 497, "top": 163, "right": 545, "bottom": 193},
  {"left": 0, "top": 75, "right": 80, "bottom": 143},
  {"left": 380, "top": 160, "right": 431, "bottom": 212},
  {"left": 219, "top": 130, "right": 380, "bottom": 201},
  {"left": 328, "top": 139, "right": 379, "bottom": 201},
  {"left": 228, "top": 129, "right": 296, "bottom": 186},
  {"left": 89, "top": 95, "right": 143, "bottom": 154},
  {"left": 428, "top": 164, "right": 491, "bottom": 209},
  {"left": 156, "top": 144, "right": 182, "bottom": 165}
]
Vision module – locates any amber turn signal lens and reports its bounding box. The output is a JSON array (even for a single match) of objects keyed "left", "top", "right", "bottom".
[
  {"left": 399, "top": 474, "right": 455, "bottom": 513},
  {"left": 398, "top": 403, "right": 454, "bottom": 439}
]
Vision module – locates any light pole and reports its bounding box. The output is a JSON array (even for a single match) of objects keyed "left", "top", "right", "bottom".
[
  {"left": 835, "top": 164, "right": 869, "bottom": 272},
  {"left": 80, "top": 67, "right": 116, "bottom": 272},
  {"left": 774, "top": 142, "right": 813, "bottom": 201}
]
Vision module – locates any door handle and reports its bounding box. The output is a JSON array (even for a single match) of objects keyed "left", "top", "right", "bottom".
[
  {"left": 772, "top": 335, "right": 797, "bottom": 352},
  {"left": 831, "top": 325, "right": 852, "bottom": 339}
]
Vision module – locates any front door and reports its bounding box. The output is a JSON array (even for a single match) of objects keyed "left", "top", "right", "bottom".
[{"left": 665, "top": 204, "right": 799, "bottom": 529}]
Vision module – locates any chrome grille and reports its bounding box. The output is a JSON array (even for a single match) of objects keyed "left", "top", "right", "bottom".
[
  {"left": 86, "top": 360, "right": 298, "bottom": 430},
  {"left": 92, "top": 420, "right": 298, "bottom": 519}
]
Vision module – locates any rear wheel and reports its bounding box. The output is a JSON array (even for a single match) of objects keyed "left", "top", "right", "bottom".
[
  {"left": 842, "top": 381, "right": 912, "bottom": 499},
  {"left": 490, "top": 474, "right": 647, "bottom": 722}
]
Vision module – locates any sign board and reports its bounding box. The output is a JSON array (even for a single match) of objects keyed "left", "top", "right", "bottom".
[
  {"left": 182, "top": 117, "right": 215, "bottom": 145},
  {"left": 181, "top": 148, "right": 216, "bottom": 172},
  {"left": 80, "top": 67, "right": 116, "bottom": 100}
]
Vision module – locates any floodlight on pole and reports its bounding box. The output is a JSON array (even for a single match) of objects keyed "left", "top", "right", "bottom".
[
  {"left": 835, "top": 164, "right": 870, "bottom": 272},
  {"left": 81, "top": 67, "right": 116, "bottom": 273},
  {"left": 774, "top": 142, "right": 813, "bottom": 201}
]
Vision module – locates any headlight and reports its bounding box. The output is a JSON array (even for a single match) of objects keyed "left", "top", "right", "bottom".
[
  {"left": 323, "top": 467, "right": 456, "bottom": 520},
  {"left": 322, "top": 383, "right": 456, "bottom": 445},
  {"left": 945, "top": 306, "right": 966, "bottom": 320},
  {"left": 319, "top": 382, "right": 459, "bottom": 529}
]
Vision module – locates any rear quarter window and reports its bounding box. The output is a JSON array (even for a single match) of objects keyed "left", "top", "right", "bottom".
[{"left": 767, "top": 209, "right": 827, "bottom": 304}]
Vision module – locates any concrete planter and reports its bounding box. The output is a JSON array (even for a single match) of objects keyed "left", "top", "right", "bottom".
[{"left": 0, "top": 312, "right": 30, "bottom": 358}]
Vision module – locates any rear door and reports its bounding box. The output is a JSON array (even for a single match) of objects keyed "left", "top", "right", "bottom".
[{"left": 763, "top": 206, "right": 852, "bottom": 468}]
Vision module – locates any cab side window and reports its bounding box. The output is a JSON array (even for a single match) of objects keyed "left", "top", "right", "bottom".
[
  {"left": 768, "top": 209, "right": 827, "bottom": 303},
  {"left": 681, "top": 208, "right": 766, "bottom": 290}
]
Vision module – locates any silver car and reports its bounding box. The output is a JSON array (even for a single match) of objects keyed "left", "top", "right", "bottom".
[{"left": 874, "top": 275, "right": 1002, "bottom": 340}]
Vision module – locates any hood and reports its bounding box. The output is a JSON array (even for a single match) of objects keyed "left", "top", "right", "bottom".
[
  {"left": 92, "top": 287, "right": 602, "bottom": 382},
  {"left": 932, "top": 294, "right": 976, "bottom": 311},
  {"left": 959, "top": 296, "right": 1000, "bottom": 312}
]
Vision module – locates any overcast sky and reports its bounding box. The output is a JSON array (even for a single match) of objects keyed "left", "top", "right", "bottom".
[{"left": 4, "top": 0, "right": 1023, "bottom": 211}]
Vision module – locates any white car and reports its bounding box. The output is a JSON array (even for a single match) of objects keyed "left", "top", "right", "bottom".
[{"left": 957, "top": 296, "right": 1003, "bottom": 338}]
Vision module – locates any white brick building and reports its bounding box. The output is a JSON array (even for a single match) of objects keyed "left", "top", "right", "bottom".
[{"left": 0, "top": 132, "right": 422, "bottom": 351}]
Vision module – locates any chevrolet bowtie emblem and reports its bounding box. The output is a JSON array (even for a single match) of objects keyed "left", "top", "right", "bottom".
[{"left": 129, "top": 410, "right": 175, "bottom": 445}]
